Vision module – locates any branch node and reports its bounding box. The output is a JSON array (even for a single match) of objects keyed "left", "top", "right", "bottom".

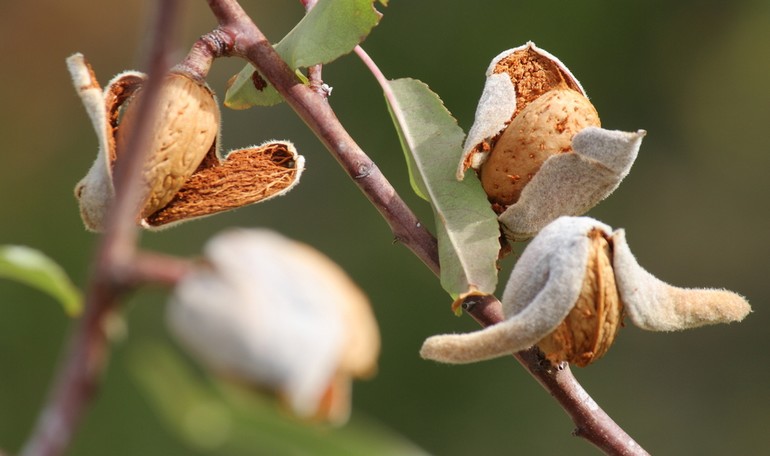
[
  {"left": 205, "top": 28, "right": 235, "bottom": 56},
  {"left": 354, "top": 162, "right": 375, "bottom": 179},
  {"left": 461, "top": 297, "right": 480, "bottom": 312},
  {"left": 307, "top": 65, "right": 332, "bottom": 99},
  {"left": 175, "top": 28, "right": 235, "bottom": 82}
]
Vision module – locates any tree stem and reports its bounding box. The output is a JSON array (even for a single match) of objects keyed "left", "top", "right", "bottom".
[{"left": 19, "top": 2, "right": 181, "bottom": 455}]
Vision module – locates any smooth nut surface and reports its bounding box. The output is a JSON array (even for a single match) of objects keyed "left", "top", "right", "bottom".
[
  {"left": 537, "top": 228, "right": 623, "bottom": 367},
  {"left": 116, "top": 72, "right": 220, "bottom": 217},
  {"left": 480, "top": 88, "right": 600, "bottom": 208}
]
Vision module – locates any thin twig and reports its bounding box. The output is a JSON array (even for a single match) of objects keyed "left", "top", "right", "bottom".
[
  {"left": 306, "top": 65, "right": 330, "bottom": 98},
  {"left": 176, "top": 29, "right": 231, "bottom": 83},
  {"left": 19, "top": 2, "right": 182, "bottom": 456},
  {"left": 204, "top": 1, "right": 648, "bottom": 454},
  {"left": 464, "top": 295, "right": 648, "bottom": 455},
  {"left": 115, "top": 252, "right": 194, "bottom": 289},
  {"left": 298, "top": 0, "right": 329, "bottom": 98}
]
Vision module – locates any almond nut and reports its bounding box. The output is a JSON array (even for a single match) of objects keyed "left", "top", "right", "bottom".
[
  {"left": 69, "top": 55, "right": 306, "bottom": 232},
  {"left": 536, "top": 228, "right": 623, "bottom": 366},
  {"left": 460, "top": 43, "right": 587, "bottom": 177},
  {"left": 480, "top": 88, "right": 600, "bottom": 207},
  {"left": 460, "top": 43, "right": 602, "bottom": 212},
  {"left": 420, "top": 216, "right": 750, "bottom": 366},
  {"left": 115, "top": 72, "right": 220, "bottom": 218}
]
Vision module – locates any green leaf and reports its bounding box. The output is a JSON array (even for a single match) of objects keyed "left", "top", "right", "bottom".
[
  {"left": 276, "top": 0, "right": 382, "bottom": 69},
  {"left": 225, "top": 0, "right": 382, "bottom": 109},
  {"left": 384, "top": 79, "right": 500, "bottom": 297},
  {"left": 129, "top": 341, "right": 430, "bottom": 456},
  {"left": 0, "top": 245, "right": 82, "bottom": 316}
]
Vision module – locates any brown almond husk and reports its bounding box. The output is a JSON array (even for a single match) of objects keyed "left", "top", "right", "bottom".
[
  {"left": 537, "top": 228, "right": 624, "bottom": 367},
  {"left": 492, "top": 47, "right": 584, "bottom": 127},
  {"left": 144, "top": 142, "right": 301, "bottom": 227},
  {"left": 105, "top": 73, "right": 146, "bottom": 165}
]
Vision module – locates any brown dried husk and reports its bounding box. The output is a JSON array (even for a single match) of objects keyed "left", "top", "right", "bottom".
[
  {"left": 492, "top": 47, "right": 583, "bottom": 119},
  {"left": 144, "top": 143, "right": 300, "bottom": 227},
  {"left": 537, "top": 228, "right": 624, "bottom": 367},
  {"left": 105, "top": 75, "right": 145, "bottom": 165},
  {"left": 463, "top": 47, "right": 582, "bottom": 172}
]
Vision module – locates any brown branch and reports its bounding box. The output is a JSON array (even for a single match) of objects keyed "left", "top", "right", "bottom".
[
  {"left": 114, "top": 252, "right": 194, "bottom": 289},
  {"left": 19, "top": 2, "right": 182, "bottom": 456},
  {"left": 513, "top": 350, "right": 649, "bottom": 456},
  {"left": 207, "top": 0, "right": 440, "bottom": 275},
  {"left": 463, "top": 295, "right": 649, "bottom": 456},
  {"left": 175, "top": 29, "right": 231, "bottom": 83},
  {"left": 204, "top": 1, "right": 648, "bottom": 455},
  {"left": 306, "top": 64, "right": 330, "bottom": 98}
]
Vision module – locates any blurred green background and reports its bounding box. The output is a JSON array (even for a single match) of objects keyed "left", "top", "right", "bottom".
[{"left": 1, "top": 1, "right": 769, "bottom": 455}]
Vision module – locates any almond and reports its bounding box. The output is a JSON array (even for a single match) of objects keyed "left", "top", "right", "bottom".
[
  {"left": 69, "top": 55, "right": 305, "bottom": 232},
  {"left": 115, "top": 72, "right": 220, "bottom": 218},
  {"left": 459, "top": 43, "right": 587, "bottom": 178},
  {"left": 480, "top": 88, "right": 600, "bottom": 208},
  {"left": 536, "top": 228, "right": 623, "bottom": 367},
  {"left": 143, "top": 142, "right": 304, "bottom": 228}
]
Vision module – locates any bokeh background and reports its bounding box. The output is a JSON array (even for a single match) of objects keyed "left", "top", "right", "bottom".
[{"left": 1, "top": 1, "right": 769, "bottom": 455}]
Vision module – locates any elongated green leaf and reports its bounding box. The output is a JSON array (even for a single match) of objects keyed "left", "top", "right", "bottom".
[
  {"left": 225, "top": 0, "right": 382, "bottom": 109},
  {"left": 0, "top": 245, "right": 82, "bottom": 316},
  {"left": 384, "top": 79, "right": 500, "bottom": 297},
  {"left": 129, "top": 341, "right": 429, "bottom": 456}
]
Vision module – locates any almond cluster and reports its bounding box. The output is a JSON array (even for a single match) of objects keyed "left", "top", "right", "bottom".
[
  {"left": 68, "top": 53, "right": 304, "bottom": 232},
  {"left": 420, "top": 217, "right": 751, "bottom": 366},
  {"left": 422, "top": 43, "right": 750, "bottom": 367},
  {"left": 458, "top": 42, "right": 644, "bottom": 241}
]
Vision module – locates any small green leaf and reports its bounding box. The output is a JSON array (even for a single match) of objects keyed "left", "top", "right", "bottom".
[
  {"left": 384, "top": 79, "right": 500, "bottom": 297},
  {"left": 0, "top": 245, "right": 82, "bottom": 316},
  {"left": 225, "top": 0, "right": 382, "bottom": 109},
  {"left": 276, "top": 0, "right": 382, "bottom": 69}
]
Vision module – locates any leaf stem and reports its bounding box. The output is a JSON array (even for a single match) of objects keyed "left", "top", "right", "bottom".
[{"left": 300, "top": 0, "right": 329, "bottom": 98}]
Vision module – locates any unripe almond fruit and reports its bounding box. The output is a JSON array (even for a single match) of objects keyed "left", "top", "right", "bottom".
[
  {"left": 116, "top": 72, "right": 220, "bottom": 218},
  {"left": 536, "top": 227, "right": 623, "bottom": 367},
  {"left": 479, "top": 88, "right": 600, "bottom": 207}
]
